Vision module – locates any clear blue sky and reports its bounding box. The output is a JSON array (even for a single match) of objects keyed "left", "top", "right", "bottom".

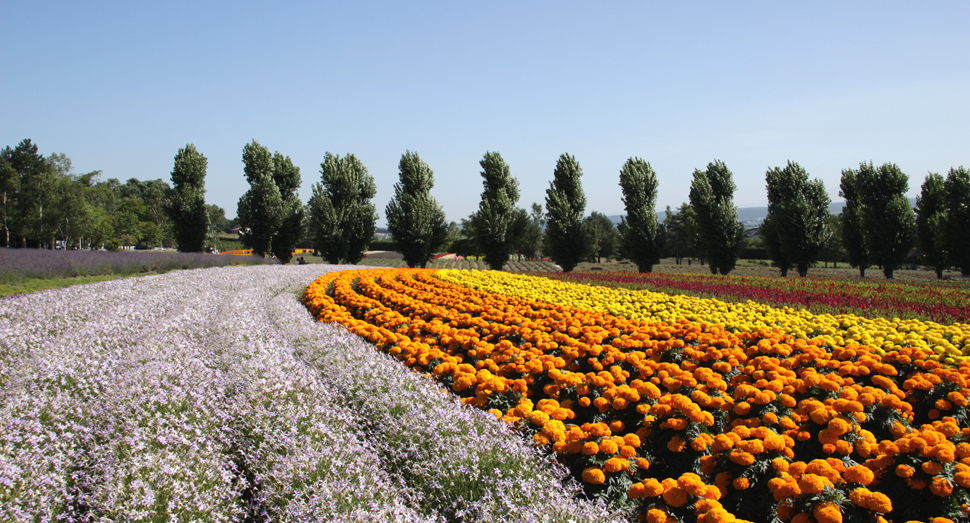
[{"left": 3, "top": 1, "right": 968, "bottom": 225}]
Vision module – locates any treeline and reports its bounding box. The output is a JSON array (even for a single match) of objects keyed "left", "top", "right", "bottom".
[
  {"left": 6, "top": 137, "right": 968, "bottom": 278},
  {"left": 0, "top": 139, "right": 235, "bottom": 251}
]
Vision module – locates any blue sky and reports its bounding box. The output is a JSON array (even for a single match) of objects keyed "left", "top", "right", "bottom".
[{"left": 3, "top": 1, "right": 968, "bottom": 225}]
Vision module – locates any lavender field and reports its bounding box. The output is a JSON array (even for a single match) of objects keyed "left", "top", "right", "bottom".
[
  {"left": 0, "top": 249, "right": 277, "bottom": 283},
  {"left": 0, "top": 264, "right": 619, "bottom": 522}
]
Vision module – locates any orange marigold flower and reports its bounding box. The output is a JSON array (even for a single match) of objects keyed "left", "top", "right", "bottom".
[
  {"left": 642, "top": 477, "right": 664, "bottom": 497},
  {"left": 729, "top": 449, "right": 756, "bottom": 466},
  {"left": 582, "top": 467, "right": 606, "bottom": 485},
  {"left": 582, "top": 441, "right": 599, "bottom": 455},
  {"left": 930, "top": 477, "right": 954, "bottom": 497},
  {"left": 662, "top": 486, "right": 689, "bottom": 507},
  {"left": 620, "top": 445, "right": 637, "bottom": 458},
  {"left": 845, "top": 465, "right": 874, "bottom": 485},
  {"left": 646, "top": 508, "right": 668, "bottom": 523},
  {"left": 797, "top": 474, "right": 830, "bottom": 495},
  {"left": 828, "top": 417, "right": 852, "bottom": 437},
  {"left": 599, "top": 438, "right": 619, "bottom": 455},
  {"left": 678, "top": 472, "right": 707, "bottom": 496},
  {"left": 922, "top": 461, "right": 944, "bottom": 475},
  {"left": 628, "top": 482, "right": 647, "bottom": 499},
  {"left": 604, "top": 457, "right": 629, "bottom": 473},
  {"left": 813, "top": 502, "right": 842, "bottom": 523},
  {"left": 668, "top": 435, "right": 686, "bottom": 452},
  {"left": 732, "top": 477, "right": 750, "bottom": 490}
]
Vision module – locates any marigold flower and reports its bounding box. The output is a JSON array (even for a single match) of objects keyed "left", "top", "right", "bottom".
[
  {"left": 582, "top": 441, "right": 599, "bottom": 455},
  {"left": 813, "top": 502, "right": 842, "bottom": 523},
  {"left": 662, "top": 486, "right": 689, "bottom": 507},
  {"left": 729, "top": 449, "right": 756, "bottom": 466},
  {"left": 844, "top": 465, "right": 874, "bottom": 485},
  {"left": 604, "top": 457, "right": 629, "bottom": 473},
  {"left": 930, "top": 477, "right": 954, "bottom": 497},
  {"left": 646, "top": 508, "right": 668, "bottom": 523},
  {"left": 797, "top": 474, "right": 830, "bottom": 494},
  {"left": 922, "top": 460, "right": 944, "bottom": 475},
  {"left": 581, "top": 466, "right": 606, "bottom": 484}
]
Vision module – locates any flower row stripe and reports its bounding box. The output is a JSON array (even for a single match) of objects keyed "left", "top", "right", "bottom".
[
  {"left": 437, "top": 269, "right": 970, "bottom": 365},
  {"left": 304, "top": 268, "right": 970, "bottom": 523}
]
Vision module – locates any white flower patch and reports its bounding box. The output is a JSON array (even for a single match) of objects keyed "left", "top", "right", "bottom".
[{"left": 1, "top": 264, "right": 621, "bottom": 523}]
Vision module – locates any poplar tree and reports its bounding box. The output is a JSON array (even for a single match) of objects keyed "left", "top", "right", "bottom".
[
  {"left": 544, "top": 153, "right": 592, "bottom": 272},
  {"left": 237, "top": 140, "right": 283, "bottom": 258},
  {"left": 915, "top": 172, "right": 949, "bottom": 279},
  {"left": 839, "top": 168, "right": 870, "bottom": 277},
  {"left": 309, "top": 152, "right": 377, "bottom": 264},
  {"left": 385, "top": 150, "right": 448, "bottom": 268},
  {"left": 945, "top": 166, "right": 970, "bottom": 275},
  {"left": 166, "top": 144, "right": 209, "bottom": 252},
  {"left": 473, "top": 151, "right": 520, "bottom": 270},
  {"left": 688, "top": 160, "right": 746, "bottom": 275},
  {"left": 618, "top": 157, "right": 663, "bottom": 272},
  {"left": 856, "top": 162, "right": 915, "bottom": 279},
  {"left": 270, "top": 152, "right": 304, "bottom": 264},
  {"left": 762, "top": 161, "right": 830, "bottom": 277}
]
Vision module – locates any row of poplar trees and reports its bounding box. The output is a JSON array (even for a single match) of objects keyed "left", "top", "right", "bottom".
[{"left": 164, "top": 140, "right": 970, "bottom": 279}]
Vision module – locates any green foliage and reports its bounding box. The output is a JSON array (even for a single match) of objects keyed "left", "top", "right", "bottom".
[
  {"left": 544, "top": 153, "right": 592, "bottom": 272},
  {"left": 762, "top": 161, "right": 831, "bottom": 277},
  {"left": 915, "top": 172, "right": 949, "bottom": 279},
  {"left": 850, "top": 162, "right": 916, "bottom": 279},
  {"left": 269, "top": 153, "right": 304, "bottom": 264},
  {"left": 664, "top": 203, "right": 699, "bottom": 262},
  {"left": 839, "top": 168, "right": 870, "bottom": 277},
  {"left": 237, "top": 140, "right": 284, "bottom": 257},
  {"left": 513, "top": 203, "right": 544, "bottom": 260},
  {"left": 385, "top": 151, "right": 449, "bottom": 268},
  {"left": 945, "top": 166, "right": 970, "bottom": 276},
  {"left": 688, "top": 160, "right": 746, "bottom": 275},
  {"left": 166, "top": 144, "right": 209, "bottom": 252},
  {"left": 618, "top": 157, "right": 663, "bottom": 272},
  {"left": 473, "top": 151, "right": 520, "bottom": 270},
  {"left": 584, "top": 212, "right": 618, "bottom": 262},
  {"left": 309, "top": 152, "right": 378, "bottom": 264}
]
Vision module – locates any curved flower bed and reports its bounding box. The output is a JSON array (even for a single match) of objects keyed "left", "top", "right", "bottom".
[
  {"left": 438, "top": 270, "right": 970, "bottom": 365},
  {"left": 536, "top": 271, "right": 970, "bottom": 325},
  {"left": 0, "top": 265, "right": 614, "bottom": 522},
  {"left": 304, "top": 268, "right": 970, "bottom": 523}
]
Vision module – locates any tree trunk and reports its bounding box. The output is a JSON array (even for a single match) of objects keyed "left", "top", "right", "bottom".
[
  {"left": 859, "top": 267, "right": 865, "bottom": 278},
  {"left": 798, "top": 264, "right": 809, "bottom": 277},
  {"left": 780, "top": 267, "right": 789, "bottom": 277},
  {"left": 883, "top": 266, "right": 894, "bottom": 279}
]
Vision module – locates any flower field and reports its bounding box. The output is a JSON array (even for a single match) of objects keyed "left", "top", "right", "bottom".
[
  {"left": 304, "top": 268, "right": 970, "bottom": 523},
  {"left": 535, "top": 271, "right": 970, "bottom": 325},
  {"left": 0, "top": 265, "right": 617, "bottom": 522}
]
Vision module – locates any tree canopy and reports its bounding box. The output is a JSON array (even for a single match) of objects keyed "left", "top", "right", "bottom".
[
  {"left": 309, "top": 152, "right": 378, "bottom": 264},
  {"left": 473, "top": 151, "right": 520, "bottom": 271},
  {"left": 762, "top": 161, "right": 830, "bottom": 277},
  {"left": 688, "top": 160, "right": 746, "bottom": 275},
  {"left": 544, "top": 153, "right": 592, "bottom": 272},
  {"left": 618, "top": 157, "right": 663, "bottom": 272},
  {"left": 385, "top": 150, "right": 448, "bottom": 268}
]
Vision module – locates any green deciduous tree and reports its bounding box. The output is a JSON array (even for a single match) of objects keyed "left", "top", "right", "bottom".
[
  {"left": 0, "top": 151, "right": 20, "bottom": 247},
  {"left": 664, "top": 204, "right": 699, "bottom": 264},
  {"left": 945, "top": 166, "right": 970, "bottom": 275},
  {"left": 385, "top": 150, "right": 448, "bottom": 268},
  {"left": 855, "top": 162, "right": 915, "bottom": 279},
  {"left": 585, "top": 212, "right": 618, "bottom": 263},
  {"left": 309, "top": 152, "right": 378, "bottom": 264},
  {"left": 544, "top": 153, "right": 592, "bottom": 272},
  {"left": 166, "top": 144, "right": 209, "bottom": 252},
  {"left": 688, "top": 160, "right": 746, "bottom": 275},
  {"left": 473, "top": 151, "right": 520, "bottom": 270},
  {"left": 618, "top": 157, "right": 664, "bottom": 272},
  {"left": 269, "top": 152, "right": 304, "bottom": 264},
  {"left": 915, "top": 172, "right": 949, "bottom": 279},
  {"left": 839, "top": 168, "right": 870, "bottom": 277},
  {"left": 237, "top": 140, "right": 284, "bottom": 258},
  {"left": 762, "top": 161, "right": 831, "bottom": 277},
  {"left": 9, "top": 139, "right": 55, "bottom": 247}
]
